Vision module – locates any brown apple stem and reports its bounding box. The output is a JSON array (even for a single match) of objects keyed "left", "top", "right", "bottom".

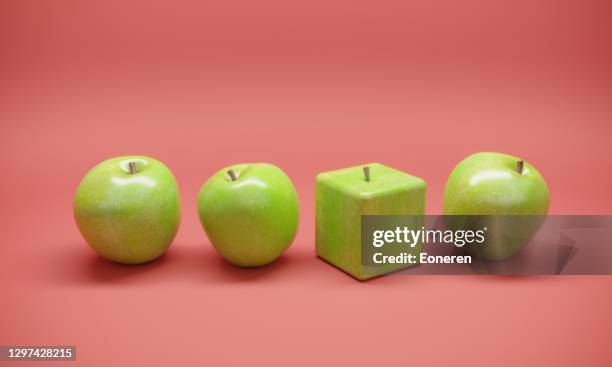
[
  {"left": 227, "top": 169, "right": 238, "bottom": 181},
  {"left": 128, "top": 161, "right": 138, "bottom": 174},
  {"left": 363, "top": 166, "right": 370, "bottom": 182},
  {"left": 516, "top": 160, "right": 524, "bottom": 174}
]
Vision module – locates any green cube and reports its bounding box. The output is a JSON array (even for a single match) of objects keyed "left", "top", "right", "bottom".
[{"left": 316, "top": 163, "right": 426, "bottom": 280}]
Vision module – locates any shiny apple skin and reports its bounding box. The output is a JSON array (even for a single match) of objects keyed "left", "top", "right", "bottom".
[
  {"left": 197, "top": 163, "right": 299, "bottom": 267},
  {"left": 74, "top": 156, "right": 181, "bottom": 264},
  {"left": 444, "top": 152, "right": 550, "bottom": 260}
]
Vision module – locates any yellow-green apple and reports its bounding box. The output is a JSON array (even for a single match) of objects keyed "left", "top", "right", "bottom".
[
  {"left": 74, "top": 156, "right": 180, "bottom": 264},
  {"left": 444, "top": 152, "right": 550, "bottom": 260},
  {"left": 197, "top": 163, "right": 299, "bottom": 267}
]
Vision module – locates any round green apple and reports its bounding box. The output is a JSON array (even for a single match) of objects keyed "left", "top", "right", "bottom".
[
  {"left": 74, "top": 156, "right": 180, "bottom": 264},
  {"left": 444, "top": 152, "right": 550, "bottom": 260},
  {"left": 197, "top": 163, "right": 299, "bottom": 267}
]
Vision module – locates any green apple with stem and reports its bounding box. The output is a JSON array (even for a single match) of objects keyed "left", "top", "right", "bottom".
[
  {"left": 74, "top": 156, "right": 180, "bottom": 264},
  {"left": 444, "top": 152, "right": 550, "bottom": 260},
  {"left": 197, "top": 163, "right": 299, "bottom": 267}
]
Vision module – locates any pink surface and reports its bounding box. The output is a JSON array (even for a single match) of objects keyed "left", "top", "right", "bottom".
[{"left": 1, "top": 1, "right": 612, "bottom": 366}]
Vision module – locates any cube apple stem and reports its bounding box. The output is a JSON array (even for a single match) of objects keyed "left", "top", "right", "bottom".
[
  {"left": 363, "top": 166, "right": 370, "bottom": 182},
  {"left": 128, "top": 161, "right": 138, "bottom": 174}
]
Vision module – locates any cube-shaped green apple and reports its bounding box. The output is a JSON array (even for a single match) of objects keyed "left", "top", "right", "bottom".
[{"left": 316, "top": 163, "right": 426, "bottom": 280}]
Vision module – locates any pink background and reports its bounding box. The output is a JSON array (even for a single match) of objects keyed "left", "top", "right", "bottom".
[{"left": 1, "top": 1, "right": 611, "bottom": 366}]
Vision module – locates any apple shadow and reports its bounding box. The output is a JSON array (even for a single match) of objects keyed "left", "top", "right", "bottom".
[
  {"left": 52, "top": 244, "right": 175, "bottom": 285},
  {"left": 210, "top": 254, "right": 294, "bottom": 283},
  {"left": 51, "top": 242, "right": 318, "bottom": 286},
  {"left": 87, "top": 255, "right": 169, "bottom": 282}
]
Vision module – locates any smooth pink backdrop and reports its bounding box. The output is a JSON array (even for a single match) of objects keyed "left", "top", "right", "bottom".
[{"left": 1, "top": 1, "right": 611, "bottom": 366}]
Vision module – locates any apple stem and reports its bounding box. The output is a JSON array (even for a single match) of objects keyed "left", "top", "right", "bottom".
[
  {"left": 227, "top": 169, "right": 238, "bottom": 181},
  {"left": 128, "top": 162, "right": 138, "bottom": 174},
  {"left": 363, "top": 166, "right": 370, "bottom": 182},
  {"left": 516, "top": 160, "right": 524, "bottom": 174}
]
